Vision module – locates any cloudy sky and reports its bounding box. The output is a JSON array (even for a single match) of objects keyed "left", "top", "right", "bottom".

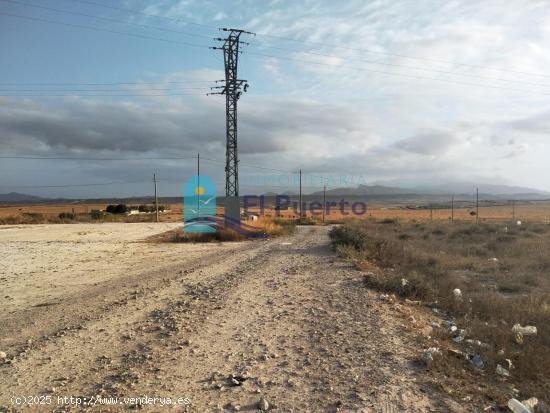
[{"left": 1, "top": 0, "right": 550, "bottom": 197}]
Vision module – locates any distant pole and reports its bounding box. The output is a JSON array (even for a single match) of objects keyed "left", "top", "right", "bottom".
[
  {"left": 197, "top": 153, "right": 200, "bottom": 214},
  {"left": 153, "top": 173, "right": 159, "bottom": 223},
  {"left": 451, "top": 195, "right": 454, "bottom": 222},
  {"left": 476, "top": 187, "right": 479, "bottom": 224},
  {"left": 322, "top": 184, "right": 326, "bottom": 223},
  {"left": 512, "top": 199, "right": 515, "bottom": 221},
  {"left": 430, "top": 203, "right": 433, "bottom": 221},
  {"left": 299, "top": 169, "right": 303, "bottom": 221}
]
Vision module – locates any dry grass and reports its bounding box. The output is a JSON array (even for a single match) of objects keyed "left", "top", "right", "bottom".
[
  {"left": 150, "top": 217, "right": 296, "bottom": 243},
  {"left": 3, "top": 200, "right": 550, "bottom": 226},
  {"left": 330, "top": 219, "right": 550, "bottom": 404}
]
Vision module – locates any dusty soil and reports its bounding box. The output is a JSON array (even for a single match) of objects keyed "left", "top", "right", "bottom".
[
  {"left": 3, "top": 200, "right": 550, "bottom": 223},
  {"left": 1, "top": 225, "right": 466, "bottom": 412}
]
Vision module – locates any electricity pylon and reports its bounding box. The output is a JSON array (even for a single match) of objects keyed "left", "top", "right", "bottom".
[
  {"left": 209, "top": 28, "right": 254, "bottom": 223},
  {"left": 210, "top": 28, "right": 254, "bottom": 198}
]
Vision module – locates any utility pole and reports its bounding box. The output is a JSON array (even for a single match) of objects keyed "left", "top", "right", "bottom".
[
  {"left": 322, "top": 184, "right": 326, "bottom": 223},
  {"left": 451, "top": 195, "right": 454, "bottom": 222},
  {"left": 197, "top": 153, "right": 200, "bottom": 214},
  {"left": 210, "top": 28, "right": 255, "bottom": 224},
  {"left": 476, "top": 187, "right": 479, "bottom": 224},
  {"left": 153, "top": 173, "right": 159, "bottom": 223},
  {"left": 299, "top": 169, "right": 303, "bottom": 221},
  {"left": 430, "top": 203, "right": 433, "bottom": 221},
  {"left": 512, "top": 199, "right": 516, "bottom": 221}
]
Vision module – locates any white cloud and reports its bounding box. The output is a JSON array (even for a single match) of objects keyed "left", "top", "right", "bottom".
[{"left": 3, "top": 1, "right": 550, "bottom": 193}]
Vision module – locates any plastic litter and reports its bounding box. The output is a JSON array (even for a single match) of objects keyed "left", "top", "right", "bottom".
[
  {"left": 421, "top": 347, "right": 441, "bottom": 366},
  {"left": 453, "top": 288, "right": 462, "bottom": 300},
  {"left": 496, "top": 364, "right": 510, "bottom": 376},
  {"left": 465, "top": 339, "right": 490, "bottom": 349},
  {"left": 468, "top": 354, "right": 484, "bottom": 368},
  {"left": 507, "top": 398, "right": 532, "bottom": 413},
  {"left": 452, "top": 329, "right": 466, "bottom": 343},
  {"left": 432, "top": 307, "right": 442, "bottom": 315},
  {"left": 512, "top": 324, "right": 537, "bottom": 336},
  {"left": 522, "top": 398, "right": 538, "bottom": 412}
]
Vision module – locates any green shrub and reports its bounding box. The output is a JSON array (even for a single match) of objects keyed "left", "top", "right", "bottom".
[
  {"left": 329, "top": 224, "right": 371, "bottom": 251},
  {"left": 90, "top": 210, "right": 105, "bottom": 220},
  {"left": 58, "top": 212, "right": 76, "bottom": 220},
  {"left": 106, "top": 204, "right": 128, "bottom": 214}
]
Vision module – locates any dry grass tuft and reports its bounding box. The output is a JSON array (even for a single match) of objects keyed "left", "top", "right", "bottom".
[{"left": 330, "top": 219, "right": 550, "bottom": 401}]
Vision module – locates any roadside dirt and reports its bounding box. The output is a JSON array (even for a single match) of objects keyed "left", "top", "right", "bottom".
[{"left": 1, "top": 226, "right": 466, "bottom": 412}]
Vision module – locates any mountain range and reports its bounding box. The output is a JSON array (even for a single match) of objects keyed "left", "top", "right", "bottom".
[{"left": 1, "top": 181, "right": 549, "bottom": 204}]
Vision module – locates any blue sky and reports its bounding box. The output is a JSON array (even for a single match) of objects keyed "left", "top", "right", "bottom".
[{"left": 1, "top": 0, "right": 550, "bottom": 197}]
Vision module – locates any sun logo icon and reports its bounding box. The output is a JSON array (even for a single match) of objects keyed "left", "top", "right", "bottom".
[{"left": 184, "top": 175, "right": 216, "bottom": 233}]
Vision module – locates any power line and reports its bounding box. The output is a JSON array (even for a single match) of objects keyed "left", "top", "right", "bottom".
[
  {"left": 246, "top": 51, "right": 550, "bottom": 97},
  {"left": 0, "top": 154, "right": 302, "bottom": 176},
  {"left": 253, "top": 35, "right": 550, "bottom": 80},
  {"left": 200, "top": 157, "right": 296, "bottom": 174},
  {"left": 68, "top": 0, "right": 215, "bottom": 30},
  {"left": 1, "top": 0, "right": 213, "bottom": 39},
  {"left": 0, "top": 92, "right": 207, "bottom": 97},
  {"left": 0, "top": 87, "right": 209, "bottom": 92},
  {"left": 0, "top": 155, "right": 198, "bottom": 160},
  {"left": 0, "top": 180, "right": 151, "bottom": 188},
  {"left": 65, "top": 0, "right": 550, "bottom": 79},
  {"left": 0, "top": 80, "right": 214, "bottom": 86},
  {"left": 0, "top": 12, "right": 210, "bottom": 49},
  {"left": 248, "top": 43, "right": 550, "bottom": 89},
  {"left": 4, "top": 11, "right": 548, "bottom": 96}
]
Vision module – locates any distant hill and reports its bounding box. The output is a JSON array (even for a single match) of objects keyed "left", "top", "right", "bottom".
[
  {"left": 307, "top": 182, "right": 549, "bottom": 198},
  {"left": 2, "top": 181, "right": 549, "bottom": 205},
  {"left": 311, "top": 184, "right": 416, "bottom": 196},
  {"left": 0, "top": 192, "right": 49, "bottom": 203},
  {"left": 412, "top": 182, "right": 550, "bottom": 196}
]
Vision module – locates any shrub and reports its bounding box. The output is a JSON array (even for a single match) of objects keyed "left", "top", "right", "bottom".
[
  {"left": 138, "top": 204, "right": 154, "bottom": 213},
  {"left": 329, "top": 224, "right": 371, "bottom": 251},
  {"left": 58, "top": 212, "right": 76, "bottom": 220},
  {"left": 90, "top": 210, "right": 105, "bottom": 220},
  {"left": 271, "top": 218, "right": 296, "bottom": 235},
  {"left": 298, "top": 216, "right": 316, "bottom": 225},
  {"left": 106, "top": 204, "right": 128, "bottom": 214},
  {"left": 172, "top": 227, "right": 246, "bottom": 243}
]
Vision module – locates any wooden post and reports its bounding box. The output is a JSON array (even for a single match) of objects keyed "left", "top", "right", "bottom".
[
  {"left": 154, "top": 173, "right": 159, "bottom": 223},
  {"left": 322, "top": 184, "right": 326, "bottom": 223},
  {"left": 451, "top": 195, "right": 454, "bottom": 222},
  {"left": 299, "top": 169, "right": 302, "bottom": 221}
]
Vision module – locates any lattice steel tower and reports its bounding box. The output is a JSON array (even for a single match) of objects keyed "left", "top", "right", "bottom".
[{"left": 210, "top": 28, "right": 254, "bottom": 199}]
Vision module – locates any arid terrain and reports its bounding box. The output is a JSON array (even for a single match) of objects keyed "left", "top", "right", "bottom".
[
  {"left": 0, "top": 224, "right": 471, "bottom": 412},
  {"left": 2, "top": 200, "right": 550, "bottom": 224}
]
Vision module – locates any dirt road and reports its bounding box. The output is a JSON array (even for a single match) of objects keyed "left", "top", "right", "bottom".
[{"left": 0, "top": 226, "right": 463, "bottom": 412}]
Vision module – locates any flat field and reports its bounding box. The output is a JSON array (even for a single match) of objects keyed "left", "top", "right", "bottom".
[{"left": 2, "top": 200, "right": 549, "bottom": 224}]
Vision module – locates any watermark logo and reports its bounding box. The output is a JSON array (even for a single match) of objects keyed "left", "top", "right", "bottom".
[
  {"left": 182, "top": 173, "right": 369, "bottom": 236},
  {"left": 183, "top": 174, "right": 216, "bottom": 233}
]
